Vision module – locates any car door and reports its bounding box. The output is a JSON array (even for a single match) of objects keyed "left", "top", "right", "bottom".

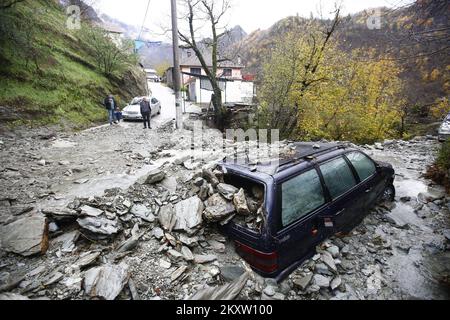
[
  {"left": 151, "top": 98, "right": 159, "bottom": 116},
  {"left": 345, "top": 151, "right": 384, "bottom": 209},
  {"left": 276, "top": 168, "right": 329, "bottom": 270},
  {"left": 318, "top": 156, "right": 363, "bottom": 233}
]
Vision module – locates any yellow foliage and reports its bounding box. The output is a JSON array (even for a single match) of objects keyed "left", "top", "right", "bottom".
[
  {"left": 430, "top": 98, "right": 450, "bottom": 119},
  {"left": 259, "top": 31, "right": 405, "bottom": 144}
]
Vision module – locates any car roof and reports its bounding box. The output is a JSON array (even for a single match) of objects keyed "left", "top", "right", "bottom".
[{"left": 221, "top": 142, "right": 353, "bottom": 181}]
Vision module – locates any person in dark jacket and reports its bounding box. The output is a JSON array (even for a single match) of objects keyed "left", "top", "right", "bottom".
[
  {"left": 140, "top": 97, "right": 152, "bottom": 129},
  {"left": 104, "top": 94, "right": 118, "bottom": 125}
]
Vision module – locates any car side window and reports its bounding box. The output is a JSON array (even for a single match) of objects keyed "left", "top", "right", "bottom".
[
  {"left": 346, "top": 152, "right": 376, "bottom": 182},
  {"left": 151, "top": 98, "right": 158, "bottom": 104},
  {"left": 320, "top": 157, "right": 357, "bottom": 200},
  {"left": 281, "top": 169, "right": 325, "bottom": 227}
]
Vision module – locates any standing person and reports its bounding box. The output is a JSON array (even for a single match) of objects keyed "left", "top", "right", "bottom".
[
  {"left": 104, "top": 94, "right": 118, "bottom": 125},
  {"left": 140, "top": 97, "right": 152, "bottom": 129}
]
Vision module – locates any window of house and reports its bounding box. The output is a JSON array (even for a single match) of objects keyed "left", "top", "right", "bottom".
[
  {"left": 187, "top": 51, "right": 192, "bottom": 57},
  {"left": 190, "top": 67, "right": 201, "bottom": 75},
  {"left": 346, "top": 152, "right": 376, "bottom": 182},
  {"left": 320, "top": 157, "right": 357, "bottom": 200},
  {"left": 281, "top": 169, "right": 325, "bottom": 227},
  {"left": 223, "top": 68, "right": 232, "bottom": 77}
]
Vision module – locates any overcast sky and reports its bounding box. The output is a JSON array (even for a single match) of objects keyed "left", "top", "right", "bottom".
[{"left": 94, "top": 0, "right": 412, "bottom": 40}]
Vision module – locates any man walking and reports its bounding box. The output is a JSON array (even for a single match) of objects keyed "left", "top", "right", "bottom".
[
  {"left": 140, "top": 97, "right": 152, "bottom": 129},
  {"left": 104, "top": 94, "right": 118, "bottom": 125}
]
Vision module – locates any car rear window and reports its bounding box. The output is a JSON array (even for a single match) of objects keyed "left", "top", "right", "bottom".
[
  {"left": 320, "top": 157, "right": 356, "bottom": 200},
  {"left": 346, "top": 152, "right": 376, "bottom": 182},
  {"left": 281, "top": 169, "right": 325, "bottom": 227}
]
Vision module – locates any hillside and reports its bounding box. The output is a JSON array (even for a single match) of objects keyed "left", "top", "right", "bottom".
[
  {"left": 236, "top": 1, "right": 449, "bottom": 129},
  {"left": 0, "top": 0, "right": 147, "bottom": 131}
]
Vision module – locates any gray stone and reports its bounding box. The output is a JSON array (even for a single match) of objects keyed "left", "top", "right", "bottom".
[
  {"left": 159, "top": 259, "right": 171, "bottom": 269},
  {"left": 171, "top": 266, "right": 188, "bottom": 282},
  {"left": 321, "top": 252, "right": 337, "bottom": 273},
  {"left": 194, "top": 254, "right": 217, "bottom": 264},
  {"left": 263, "top": 285, "right": 276, "bottom": 297},
  {"left": 73, "top": 251, "right": 101, "bottom": 269},
  {"left": 217, "top": 183, "right": 239, "bottom": 200},
  {"left": 80, "top": 205, "right": 103, "bottom": 217},
  {"left": 77, "top": 217, "right": 119, "bottom": 236},
  {"left": 144, "top": 169, "right": 166, "bottom": 185},
  {"left": 327, "top": 245, "right": 340, "bottom": 258},
  {"left": 330, "top": 276, "right": 342, "bottom": 290},
  {"left": 203, "top": 194, "right": 235, "bottom": 222},
  {"left": 179, "top": 234, "right": 199, "bottom": 247},
  {"left": 202, "top": 169, "right": 219, "bottom": 187},
  {"left": 233, "top": 188, "right": 250, "bottom": 215},
  {"left": 42, "top": 207, "right": 78, "bottom": 221},
  {"left": 151, "top": 227, "right": 164, "bottom": 240},
  {"left": 443, "top": 229, "right": 450, "bottom": 241},
  {"left": 181, "top": 246, "right": 194, "bottom": 261},
  {"left": 193, "top": 177, "right": 205, "bottom": 187},
  {"left": 220, "top": 266, "right": 245, "bottom": 282},
  {"left": 0, "top": 216, "right": 48, "bottom": 256},
  {"left": 293, "top": 273, "right": 313, "bottom": 291},
  {"left": 161, "top": 177, "right": 178, "bottom": 192},
  {"left": 84, "top": 263, "right": 130, "bottom": 300},
  {"left": 173, "top": 196, "right": 204, "bottom": 232},
  {"left": 158, "top": 204, "right": 177, "bottom": 231},
  {"left": 313, "top": 274, "right": 330, "bottom": 288},
  {"left": 130, "top": 204, "right": 155, "bottom": 222},
  {"left": 167, "top": 249, "right": 184, "bottom": 260}
]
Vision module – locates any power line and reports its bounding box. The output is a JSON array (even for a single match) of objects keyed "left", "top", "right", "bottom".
[{"left": 138, "top": 0, "right": 151, "bottom": 41}]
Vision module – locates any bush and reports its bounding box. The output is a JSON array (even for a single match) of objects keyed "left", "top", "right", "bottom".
[{"left": 425, "top": 140, "right": 450, "bottom": 192}]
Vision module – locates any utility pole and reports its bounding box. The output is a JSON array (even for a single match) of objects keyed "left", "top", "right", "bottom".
[{"left": 171, "top": 0, "right": 182, "bottom": 129}]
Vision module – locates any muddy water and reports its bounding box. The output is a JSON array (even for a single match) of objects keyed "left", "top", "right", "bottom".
[{"left": 369, "top": 149, "right": 450, "bottom": 300}]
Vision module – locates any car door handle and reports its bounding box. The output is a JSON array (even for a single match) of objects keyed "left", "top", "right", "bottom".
[
  {"left": 336, "top": 208, "right": 345, "bottom": 216},
  {"left": 365, "top": 188, "right": 373, "bottom": 193}
]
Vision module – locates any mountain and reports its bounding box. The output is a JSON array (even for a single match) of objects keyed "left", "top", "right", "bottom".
[
  {"left": 137, "top": 25, "right": 248, "bottom": 70},
  {"left": 235, "top": 1, "right": 449, "bottom": 117}
]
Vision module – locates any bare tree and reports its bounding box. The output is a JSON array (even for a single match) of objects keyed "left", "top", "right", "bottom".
[{"left": 177, "top": 0, "right": 233, "bottom": 128}]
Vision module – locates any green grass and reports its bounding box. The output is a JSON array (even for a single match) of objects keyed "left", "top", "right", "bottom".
[{"left": 0, "top": 0, "right": 143, "bottom": 130}]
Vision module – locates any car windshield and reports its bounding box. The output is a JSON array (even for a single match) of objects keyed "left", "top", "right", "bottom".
[{"left": 131, "top": 98, "right": 143, "bottom": 105}]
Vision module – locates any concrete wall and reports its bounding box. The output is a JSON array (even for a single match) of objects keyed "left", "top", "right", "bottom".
[{"left": 188, "top": 80, "right": 254, "bottom": 104}]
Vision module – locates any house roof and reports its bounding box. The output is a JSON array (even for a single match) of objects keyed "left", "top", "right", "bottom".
[{"left": 180, "top": 53, "right": 243, "bottom": 68}]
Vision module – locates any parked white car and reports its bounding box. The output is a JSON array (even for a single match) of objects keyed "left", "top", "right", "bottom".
[
  {"left": 438, "top": 113, "right": 450, "bottom": 142},
  {"left": 122, "top": 96, "right": 161, "bottom": 120}
]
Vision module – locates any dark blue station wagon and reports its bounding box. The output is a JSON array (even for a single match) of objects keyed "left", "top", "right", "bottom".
[{"left": 219, "top": 142, "right": 395, "bottom": 281}]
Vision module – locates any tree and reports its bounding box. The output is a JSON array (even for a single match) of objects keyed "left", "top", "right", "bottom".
[
  {"left": 80, "top": 26, "right": 137, "bottom": 76},
  {"left": 259, "top": 34, "right": 405, "bottom": 143},
  {"left": 177, "top": 0, "right": 233, "bottom": 128},
  {"left": 258, "top": 8, "right": 342, "bottom": 138},
  {"left": 0, "top": 0, "right": 26, "bottom": 10}
]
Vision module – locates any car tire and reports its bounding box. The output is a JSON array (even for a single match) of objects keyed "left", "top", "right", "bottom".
[{"left": 381, "top": 184, "right": 396, "bottom": 202}]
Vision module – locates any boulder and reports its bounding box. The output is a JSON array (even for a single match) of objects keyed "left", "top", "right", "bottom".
[
  {"left": 84, "top": 263, "right": 130, "bottom": 300},
  {"left": 217, "top": 183, "right": 239, "bottom": 200},
  {"left": 130, "top": 204, "right": 155, "bottom": 223},
  {"left": 313, "top": 274, "right": 330, "bottom": 288},
  {"left": 233, "top": 188, "right": 250, "bottom": 215},
  {"left": 144, "top": 169, "right": 166, "bottom": 184},
  {"left": 203, "top": 194, "right": 235, "bottom": 223},
  {"left": 173, "top": 196, "right": 204, "bottom": 232},
  {"left": 293, "top": 273, "right": 313, "bottom": 291},
  {"left": 80, "top": 205, "right": 103, "bottom": 217},
  {"left": 0, "top": 216, "right": 49, "bottom": 256},
  {"left": 77, "top": 217, "right": 119, "bottom": 236}
]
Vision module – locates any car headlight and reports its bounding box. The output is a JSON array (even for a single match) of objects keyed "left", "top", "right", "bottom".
[{"left": 439, "top": 123, "right": 450, "bottom": 133}]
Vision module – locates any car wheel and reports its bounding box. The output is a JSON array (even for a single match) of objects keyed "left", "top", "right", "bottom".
[{"left": 381, "top": 184, "right": 395, "bottom": 202}]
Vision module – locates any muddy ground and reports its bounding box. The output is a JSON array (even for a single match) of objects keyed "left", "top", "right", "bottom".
[{"left": 0, "top": 112, "right": 449, "bottom": 300}]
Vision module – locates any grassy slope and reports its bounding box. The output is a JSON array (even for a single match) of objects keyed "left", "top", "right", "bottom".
[{"left": 0, "top": 0, "right": 144, "bottom": 130}]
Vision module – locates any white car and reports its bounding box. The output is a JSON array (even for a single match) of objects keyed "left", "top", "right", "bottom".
[
  {"left": 122, "top": 96, "right": 161, "bottom": 120},
  {"left": 438, "top": 113, "right": 450, "bottom": 142}
]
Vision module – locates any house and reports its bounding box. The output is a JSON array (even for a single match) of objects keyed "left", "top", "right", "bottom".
[
  {"left": 144, "top": 68, "right": 159, "bottom": 82},
  {"left": 165, "top": 48, "right": 254, "bottom": 105},
  {"left": 99, "top": 23, "right": 125, "bottom": 47}
]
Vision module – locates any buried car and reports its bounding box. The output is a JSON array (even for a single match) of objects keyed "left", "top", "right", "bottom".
[
  {"left": 218, "top": 142, "right": 395, "bottom": 281},
  {"left": 438, "top": 113, "right": 450, "bottom": 142},
  {"left": 122, "top": 96, "right": 161, "bottom": 120}
]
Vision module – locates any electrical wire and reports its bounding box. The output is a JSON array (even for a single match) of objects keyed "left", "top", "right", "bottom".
[{"left": 138, "top": 0, "right": 151, "bottom": 41}]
